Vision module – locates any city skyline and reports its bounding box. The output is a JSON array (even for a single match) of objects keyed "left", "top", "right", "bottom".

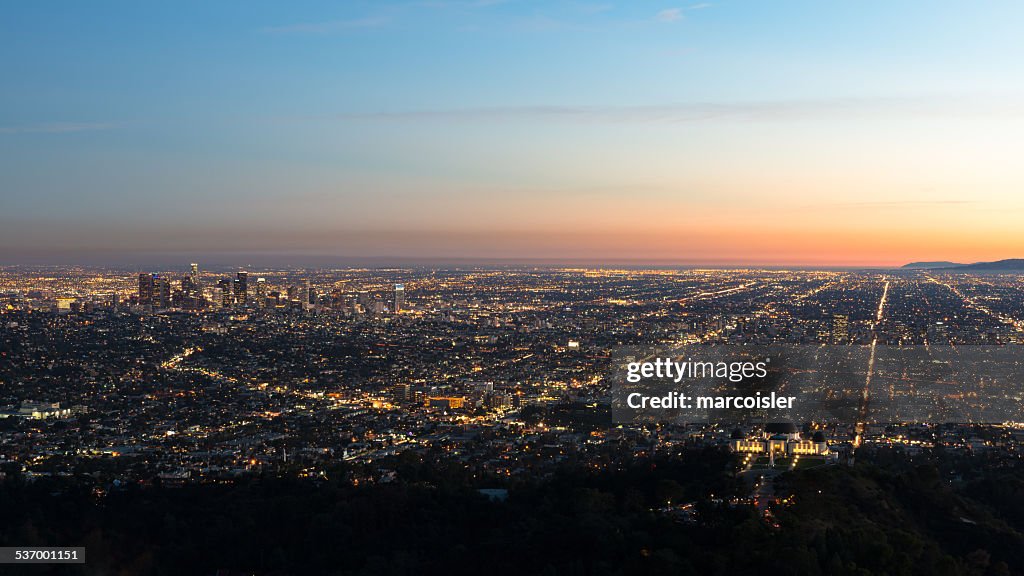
[{"left": 4, "top": 1, "right": 1024, "bottom": 266}]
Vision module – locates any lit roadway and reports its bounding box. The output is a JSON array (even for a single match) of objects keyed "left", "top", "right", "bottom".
[
  {"left": 924, "top": 273, "right": 1024, "bottom": 332},
  {"left": 681, "top": 282, "right": 759, "bottom": 303},
  {"left": 855, "top": 277, "right": 889, "bottom": 447},
  {"left": 692, "top": 279, "right": 836, "bottom": 343}
]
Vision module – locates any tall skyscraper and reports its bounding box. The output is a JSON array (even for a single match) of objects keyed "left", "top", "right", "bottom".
[
  {"left": 218, "top": 278, "right": 233, "bottom": 308},
  {"left": 305, "top": 279, "right": 315, "bottom": 305},
  {"left": 830, "top": 314, "right": 849, "bottom": 344},
  {"left": 138, "top": 273, "right": 154, "bottom": 306},
  {"left": 255, "top": 277, "right": 267, "bottom": 308},
  {"left": 394, "top": 283, "right": 405, "bottom": 313},
  {"left": 154, "top": 275, "right": 171, "bottom": 309},
  {"left": 234, "top": 271, "right": 248, "bottom": 306},
  {"left": 180, "top": 276, "right": 195, "bottom": 304}
]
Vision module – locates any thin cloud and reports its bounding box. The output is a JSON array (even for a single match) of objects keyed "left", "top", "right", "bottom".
[
  {"left": 409, "top": 0, "right": 507, "bottom": 8},
  {"left": 656, "top": 3, "right": 713, "bottom": 22},
  {"left": 320, "top": 97, "right": 962, "bottom": 124},
  {"left": 825, "top": 200, "right": 978, "bottom": 208},
  {"left": 0, "top": 122, "right": 115, "bottom": 135},
  {"left": 261, "top": 0, "right": 504, "bottom": 34},
  {"left": 261, "top": 17, "right": 388, "bottom": 34},
  {"left": 308, "top": 94, "right": 1024, "bottom": 126},
  {"left": 796, "top": 200, "right": 985, "bottom": 214},
  {"left": 656, "top": 8, "right": 683, "bottom": 22}
]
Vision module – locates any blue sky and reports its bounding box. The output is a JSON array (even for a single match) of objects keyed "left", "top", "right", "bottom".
[{"left": 3, "top": 1, "right": 1024, "bottom": 265}]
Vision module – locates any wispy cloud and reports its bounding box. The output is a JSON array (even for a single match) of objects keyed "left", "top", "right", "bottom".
[
  {"left": 793, "top": 200, "right": 988, "bottom": 215},
  {"left": 0, "top": 122, "right": 115, "bottom": 135},
  {"left": 655, "top": 8, "right": 683, "bottom": 22},
  {"left": 261, "top": 1, "right": 505, "bottom": 34},
  {"left": 303, "top": 93, "right": 1024, "bottom": 127},
  {"left": 320, "top": 96, "right": 984, "bottom": 124},
  {"left": 824, "top": 200, "right": 978, "bottom": 208},
  {"left": 261, "top": 17, "right": 388, "bottom": 34},
  {"left": 410, "top": 0, "right": 507, "bottom": 8},
  {"left": 655, "top": 4, "right": 712, "bottom": 22}
]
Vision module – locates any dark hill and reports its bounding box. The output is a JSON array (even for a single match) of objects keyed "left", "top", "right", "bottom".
[
  {"left": 901, "top": 259, "right": 1024, "bottom": 272},
  {"left": 955, "top": 258, "right": 1024, "bottom": 271},
  {"left": 901, "top": 261, "right": 963, "bottom": 269}
]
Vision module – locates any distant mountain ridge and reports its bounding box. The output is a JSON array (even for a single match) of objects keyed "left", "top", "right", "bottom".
[
  {"left": 901, "top": 261, "right": 963, "bottom": 269},
  {"left": 901, "top": 258, "right": 1024, "bottom": 271}
]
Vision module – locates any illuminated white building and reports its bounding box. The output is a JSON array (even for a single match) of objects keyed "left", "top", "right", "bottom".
[
  {"left": 729, "top": 423, "right": 830, "bottom": 457},
  {"left": 17, "top": 401, "right": 72, "bottom": 420}
]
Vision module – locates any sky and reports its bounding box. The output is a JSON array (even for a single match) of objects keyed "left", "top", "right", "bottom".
[{"left": 2, "top": 1, "right": 1024, "bottom": 267}]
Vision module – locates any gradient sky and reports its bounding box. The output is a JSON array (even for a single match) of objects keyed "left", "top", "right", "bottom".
[{"left": 2, "top": 1, "right": 1024, "bottom": 266}]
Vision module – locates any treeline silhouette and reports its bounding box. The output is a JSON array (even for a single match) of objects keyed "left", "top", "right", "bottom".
[{"left": 2, "top": 446, "right": 1023, "bottom": 575}]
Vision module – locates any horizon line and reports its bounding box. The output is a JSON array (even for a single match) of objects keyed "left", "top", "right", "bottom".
[{"left": 0, "top": 255, "right": 1014, "bottom": 271}]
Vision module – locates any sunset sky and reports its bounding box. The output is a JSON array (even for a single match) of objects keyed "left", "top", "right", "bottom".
[{"left": 2, "top": 1, "right": 1024, "bottom": 266}]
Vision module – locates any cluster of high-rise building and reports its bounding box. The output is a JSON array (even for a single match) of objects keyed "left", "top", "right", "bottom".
[{"left": 132, "top": 265, "right": 408, "bottom": 315}]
